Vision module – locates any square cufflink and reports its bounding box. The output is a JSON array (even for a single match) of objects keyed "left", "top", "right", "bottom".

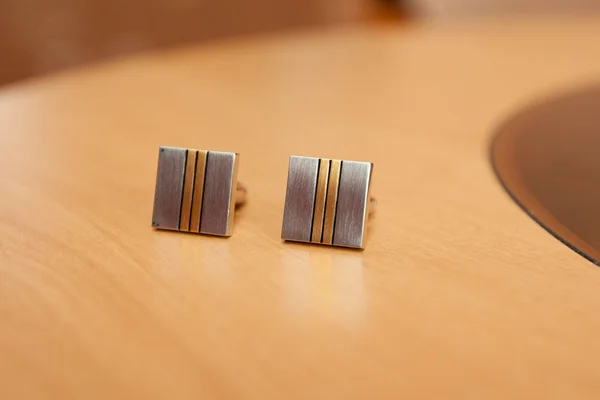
[
  {"left": 281, "top": 156, "right": 374, "bottom": 249},
  {"left": 152, "top": 146, "right": 240, "bottom": 236}
]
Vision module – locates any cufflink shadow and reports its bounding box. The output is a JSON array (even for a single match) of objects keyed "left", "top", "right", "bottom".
[{"left": 281, "top": 239, "right": 366, "bottom": 252}]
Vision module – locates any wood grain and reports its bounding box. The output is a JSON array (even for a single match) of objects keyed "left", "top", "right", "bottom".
[{"left": 2, "top": 17, "right": 600, "bottom": 400}]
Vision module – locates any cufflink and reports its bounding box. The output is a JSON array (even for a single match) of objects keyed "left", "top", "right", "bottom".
[
  {"left": 281, "top": 156, "right": 374, "bottom": 249},
  {"left": 152, "top": 146, "right": 243, "bottom": 236}
]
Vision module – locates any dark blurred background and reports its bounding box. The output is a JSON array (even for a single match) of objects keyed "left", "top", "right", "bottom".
[
  {"left": 0, "top": 0, "right": 393, "bottom": 85},
  {"left": 1, "top": 0, "right": 598, "bottom": 86}
]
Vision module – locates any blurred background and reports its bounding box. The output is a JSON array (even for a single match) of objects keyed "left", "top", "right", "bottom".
[{"left": 1, "top": 0, "right": 599, "bottom": 86}]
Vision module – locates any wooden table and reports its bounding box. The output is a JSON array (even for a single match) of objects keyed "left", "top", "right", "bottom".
[{"left": 2, "top": 17, "right": 600, "bottom": 399}]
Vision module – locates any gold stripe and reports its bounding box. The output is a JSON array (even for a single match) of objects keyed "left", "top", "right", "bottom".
[
  {"left": 322, "top": 159, "right": 341, "bottom": 244},
  {"left": 179, "top": 150, "right": 197, "bottom": 231},
  {"left": 311, "top": 159, "right": 330, "bottom": 243},
  {"left": 189, "top": 150, "right": 208, "bottom": 232}
]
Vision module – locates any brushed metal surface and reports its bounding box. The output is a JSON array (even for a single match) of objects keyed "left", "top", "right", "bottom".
[
  {"left": 151, "top": 147, "right": 186, "bottom": 230},
  {"left": 333, "top": 161, "right": 372, "bottom": 248},
  {"left": 322, "top": 159, "right": 341, "bottom": 245},
  {"left": 179, "top": 150, "right": 197, "bottom": 232},
  {"left": 281, "top": 156, "right": 319, "bottom": 242},
  {"left": 189, "top": 150, "right": 207, "bottom": 233},
  {"left": 311, "top": 159, "right": 330, "bottom": 243},
  {"left": 200, "top": 151, "right": 238, "bottom": 236},
  {"left": 225, "top": 152, "right": 240, "bottom": 235}
]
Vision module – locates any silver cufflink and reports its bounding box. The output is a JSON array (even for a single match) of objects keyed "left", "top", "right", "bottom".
[
  {"left": 281, "top": 156, "right": 374, "bottom": 249},
  {"left": 152, "top": 146, "right": 243, "bottom": 236}
]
